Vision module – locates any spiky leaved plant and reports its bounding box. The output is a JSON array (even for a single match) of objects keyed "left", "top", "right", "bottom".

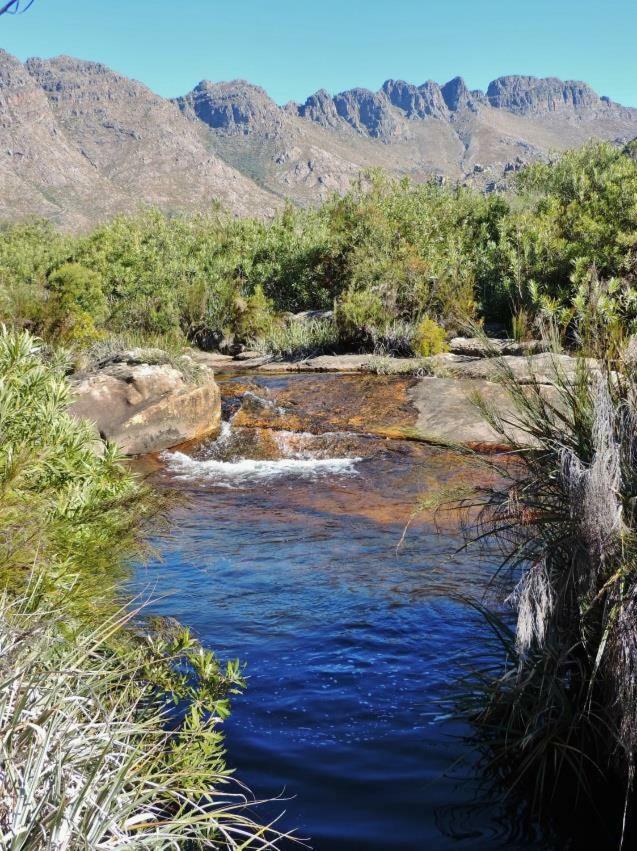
[
  {"left": 0, "top": 590, "right": 291, "bottom": 849},
  {"left": 0, "top": 328, "right": 292, "bottom": 848}
]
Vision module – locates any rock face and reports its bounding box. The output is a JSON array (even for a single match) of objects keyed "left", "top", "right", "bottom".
[
  {"left": 0, "top": 51, "right": 278, "bottom": 228},
  {"left": 69, "top": 352, "right": 221, "bottom": 455},
  {"left": 486, "top": 76, "right": 627, "bottom": 117},
  {"left": 176, "top": 79, "right": 284, "bottom": 135},
  {"left": 381, "top": 79, "right": 449, "bottom": 120},
  {"left": 2, "top": 49, "right": 637, "bottom": 227}
]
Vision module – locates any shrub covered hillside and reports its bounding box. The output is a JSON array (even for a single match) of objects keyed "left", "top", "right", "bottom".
[{"left": 1, "top": 140, "right": 637, "bottom": 358}]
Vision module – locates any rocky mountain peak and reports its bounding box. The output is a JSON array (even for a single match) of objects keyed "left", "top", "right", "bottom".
[
  {"left": 440, "top": 76, "right": 485, "bottom": 112},
  {"left": 298, "top": 89, "right": 342, "bottom": 128},
  {"left": 175, "top": 79, "right": 284, "bottom": 135},
  {"left": 486, "top": 75, "right": 615, "bottom": 116},
  {"left": 332, "top": 87, "right": 397, "bottom": 140},
  {"left": 382, "top": 79, "right": 448, "bottom": 119}
]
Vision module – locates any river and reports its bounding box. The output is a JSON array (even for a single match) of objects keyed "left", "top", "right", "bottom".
[{"left": 131, "top": 373, "right": 545, "bottom": 851}]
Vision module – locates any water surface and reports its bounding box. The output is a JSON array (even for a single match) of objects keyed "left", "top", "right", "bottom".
[{"left": 131, "top": 374, "right": 542, "bottom": 850}]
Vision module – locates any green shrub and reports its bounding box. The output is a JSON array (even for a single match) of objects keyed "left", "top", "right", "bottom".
[
  {"left": 255, "top": 316, "right": 340, "bottom": 360},
  {"left": 413, "top": 317, "right": 447, "bottom": 356},
  {"left": 0, "top": 220, "right": 69, "bottom": 330},
  {"left": 45, "top": 262, "right": 107, "bottom": 343},
  {"left": 0, "top": 592, "right": 285, "bottom": 849},
  {"left": 334, "top": 288, "right": 390, "bottom": 347},
  {"left": 0, "top": 328, "right": 151, "bottom": 599},
  {"left": 232, "top": 283, "right": 275, "bottom": 343},
  {"left": 3, "top": 141, "right": 637, "bottom": 352},
  {"left": 0, "top": 328, "right": 287, "bottom": 847}
]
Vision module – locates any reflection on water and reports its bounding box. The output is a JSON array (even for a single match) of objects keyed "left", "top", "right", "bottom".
[{"left": 130, "top": 375, "right": 545, "bottom": 850}]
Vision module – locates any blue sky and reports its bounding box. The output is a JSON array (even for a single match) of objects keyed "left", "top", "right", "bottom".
[{"left": 1, "top": 0, "right": 636, "bottom": 106}]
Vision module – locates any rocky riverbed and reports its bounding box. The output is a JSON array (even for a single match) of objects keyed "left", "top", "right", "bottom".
[{"left": 68, "top": 339, "right": 588, "bottom": 455}]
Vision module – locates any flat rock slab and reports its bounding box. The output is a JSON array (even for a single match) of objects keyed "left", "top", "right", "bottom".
[
  {"left": 448, "top": 337, "right": 549, "bottom": 357},
  {"left": 442, "top": 352, "right": 598, "bottom": 384},
  {"left": 408, "top": 376, "right": 559, "bottom": 448}
]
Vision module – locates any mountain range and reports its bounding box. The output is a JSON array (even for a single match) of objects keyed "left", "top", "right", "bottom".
[{"left": 1, "top": 49, "right": 636, "bottom": 229}]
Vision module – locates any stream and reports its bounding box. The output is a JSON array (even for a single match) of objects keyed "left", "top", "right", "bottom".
[{"left": 130, "top": 373, "right": 546, "bottom": 851}]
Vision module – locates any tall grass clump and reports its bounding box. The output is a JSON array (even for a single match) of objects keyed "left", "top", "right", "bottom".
[
  {"left": 255, "top": 316, "right": 340, "bottom": 360},
  {"left": 458, "top": 356, "right": 637, "bottom": 844}
]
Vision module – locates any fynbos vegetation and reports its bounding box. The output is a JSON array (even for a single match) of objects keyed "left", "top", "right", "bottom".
[
  {"left": 456, "top": 356, "right": 637, "bottom": 845},
  {"left": 2, "top": 141, "right": 636, "bottom": 360},
  {"left": 0, "top": 329, "right": 285, "bottom": 847}
]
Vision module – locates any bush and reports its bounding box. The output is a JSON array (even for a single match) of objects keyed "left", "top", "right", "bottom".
[
  {"left": 0, "top": 220, "right": 69, "bottom": 331},
  {"left": 232, "top": 283, "right": 275, "bottom": 343},
  {"left": 0, "top": 593, "right": 284, "bottom": 849},
  {"left": 45, "top": 262, "right": 107, "bottom": 343},
  {"left": 3, "top": 142, "right": 637, "bottom": 353},
  {"left": 0, "top": 328, "right": 286, "bottom": 847},
  {"left": 334, "top": 288, "right": 391, "bottom": 348},
  {"left": 455, "top": 355, "right": 637, "bottom": 841},
  {"left": 255, "top": 316, "right": 340, "bottom": 360},
  {"left": 413, "top": 317, "right": 447, "bottom": 356}
]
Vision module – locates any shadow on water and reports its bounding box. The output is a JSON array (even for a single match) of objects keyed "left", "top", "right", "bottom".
[{"left": 129, "top": 373, "right": 555, "bottom": 850}]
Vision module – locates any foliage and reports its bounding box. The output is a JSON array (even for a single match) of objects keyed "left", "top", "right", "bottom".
[
  {"left": 455, "top": 356, "right": 637, "bottom": 843},
  {"left": 45, "top": 262, "right": 107, "bottom": 343},
  {"left": 255, "top": 316, "right": 340, "bottom": 360},
  {"left": 0, "top": 220, "right": 69, "bottom": 331},
  {"left": 0, "top": 328, "right": 286, "bottom": 846},
  {"left": 0, "top": 327, "right": 153, "bottom": 601},
  {"left": 2, "top": 142, "right": 637, "bottom": 354},
  {"left": 413, "top": 317, "right": 447, "bottom": 357},
  {"left": 334, "top": 287, "right": 390, "bottom": 348},
  {"left": 0, "top": 591, "right": 286, "bottom": 849},
  {"left": 494, "top": 141, "right": 637, "bottom": 338}
]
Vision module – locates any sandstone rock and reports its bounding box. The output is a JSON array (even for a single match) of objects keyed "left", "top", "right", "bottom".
[
  {"left": 381, "top": 79, "right": 449, "bottom": 120},
  {"left": 448, "top": 337, "right": 550, "bottom": 357},
  {"left": 408, "top": 376, "right": 560, "bottom": 447},
  {"left": 486, "top": 75, "right": 626, "bottom": 117},
  {"left": 175, "top": 79, "right": 284, "bottom": 136},
  {"left": 444, "top": 352, "right": 599, "bottom": 385},
  {"left": 69, "top": 359, "right": 221, "bottom": 455},
  {"left": 332, "top": 87, "right": 398, "bottom": 140}
]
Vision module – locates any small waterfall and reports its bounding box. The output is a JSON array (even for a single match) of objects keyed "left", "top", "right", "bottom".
[{"left": 162, "top": 419, "right": 361, "bottom": 488}]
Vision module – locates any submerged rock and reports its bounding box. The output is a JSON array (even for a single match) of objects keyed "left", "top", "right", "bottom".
[{"left": 69, "top": 356, "right": 221, "bottom": 455}]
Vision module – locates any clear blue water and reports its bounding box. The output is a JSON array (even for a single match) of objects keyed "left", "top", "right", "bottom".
[{"left": 130, "top": 377, "right": 545, "bottom": 850}]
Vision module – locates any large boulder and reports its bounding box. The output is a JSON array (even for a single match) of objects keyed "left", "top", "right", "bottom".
[
  {"left": 69, "top": 351, "right": 221, "bottom": 455},
  {"left": 408, "top": 376, "right": 561, "bottom": 448}
]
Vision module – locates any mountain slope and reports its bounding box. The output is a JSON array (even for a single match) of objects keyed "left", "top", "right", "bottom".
[
  {"left": 0, "top": 51, "right": 279, "bottom": 229},
  {"left": 177, "top": 74, "right": 637, "bottom": 201},
  {"left": 1, "top": 50, "right": 636, "bottom": 229}
]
